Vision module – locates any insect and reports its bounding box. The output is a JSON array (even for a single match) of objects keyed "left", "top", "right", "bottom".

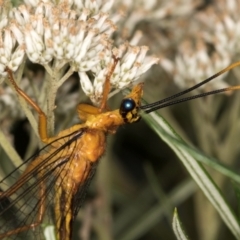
[{"left": 0, "top": 59, "right": 240, "bottom": 240}]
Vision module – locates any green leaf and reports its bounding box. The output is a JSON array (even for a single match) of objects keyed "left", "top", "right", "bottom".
[
  {"left": 142, "top": 110, "right": 240, "bottom": 239},
  {"left": 172, "top": 208, "right": 189, "bottom": 240}
]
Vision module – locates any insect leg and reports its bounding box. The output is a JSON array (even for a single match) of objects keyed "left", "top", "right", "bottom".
[
  {"left": 6, "top": 68, "right": 52, "bottom": 144},
  {"left": 0, "top": 171, "right": 46, "bottom": 238},
  {"left": 99, "top": 55, "right": 119, "bottom": 112},
  {"left": 77, "top": 56, "right": 119, "bottom": 120},
  {"left": 55, "top": 186, "right": 73, "bottom": 240}
]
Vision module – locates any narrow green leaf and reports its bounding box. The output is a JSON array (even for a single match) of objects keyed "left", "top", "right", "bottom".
[
  {"left": 143, "top": 111, "right": 240, "bottom": 239},
  {"left": 172, "top": 208, "right": 189, "bottom": 240}
]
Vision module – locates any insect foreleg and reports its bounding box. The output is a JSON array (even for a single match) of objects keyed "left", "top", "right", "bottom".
[
  {"left": 99, "top": 55, "right": 119, "bottom": 112},
  {"left": 6, "top": 68, "right": 53, "bottom": 144},
  {"left": 0, "top": 171, "right": 46, "bottom": 238}
]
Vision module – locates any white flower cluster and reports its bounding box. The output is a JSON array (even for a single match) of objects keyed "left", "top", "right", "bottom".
[
  {"left": 197, "top": 0, "right": 240, "bottom": 57},
  {"left": 160, "top": 39, "right": 230, "bottom": 91},
  {"left": 0, "top": 0, "right": 158, "bottom": 105},
  {"left": 158, "top": 0, "right": 240, "bottom": 91},
  {"left": 0, "top": 0, "right": 25, "bottom": 76},
  {"left": 80, "top": 44, "right": 158, "bottom": 104},
  {"left": 110, "top": 0, "right": 200, "bottom": 43}
]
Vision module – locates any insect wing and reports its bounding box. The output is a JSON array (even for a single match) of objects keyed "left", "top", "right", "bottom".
[
  {"left": 0, "top": 147, "right": 58, "bottom": 239},
  {"left": 0, "top": 129, "right": 94, "bottom": 239}
]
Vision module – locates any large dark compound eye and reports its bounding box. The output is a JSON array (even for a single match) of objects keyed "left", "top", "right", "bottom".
[
  {"left": 119, "top": 98, "right": 140, "bottom": 123},
  {"left": 120, "top": 98, "right": 136, "bottom": 112}
]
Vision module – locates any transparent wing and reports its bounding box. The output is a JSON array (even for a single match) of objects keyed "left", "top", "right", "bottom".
[{"left": 0, "top": 128, "right": 98, "bottom": 240}]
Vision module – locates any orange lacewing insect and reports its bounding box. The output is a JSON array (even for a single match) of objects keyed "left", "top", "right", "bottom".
[{"left": 1, "top": 60, "right": 240, "bottom": 240}]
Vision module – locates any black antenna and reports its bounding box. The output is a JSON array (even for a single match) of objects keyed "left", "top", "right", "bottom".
[{"left": 140, "top": 61, "right": 240, "bottom": 114}]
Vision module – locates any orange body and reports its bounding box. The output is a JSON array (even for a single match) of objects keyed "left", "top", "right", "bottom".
[{"left": 0, "top": 68, "right": 143, "bottom": 240}]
